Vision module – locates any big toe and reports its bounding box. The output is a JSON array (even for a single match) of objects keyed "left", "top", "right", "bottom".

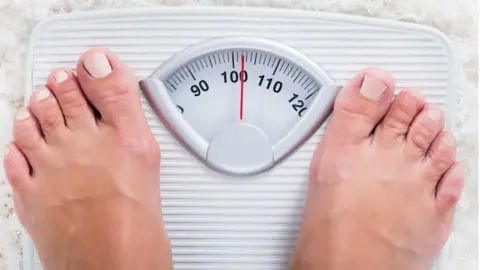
[
  {"left": 324, "top": 68, "right": 396, "bottom": 143},
  {"left": 76, "top": 48, "right": 147, "bottom": 130}
]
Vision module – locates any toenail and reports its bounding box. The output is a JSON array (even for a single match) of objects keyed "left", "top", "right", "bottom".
[
  {"left": 443, "top": 133, "right": 456, "bottom": 147},
  {"left": 403, "top": 90, "right": 422, "bottom": 106},
  {"left": 3, "top": 145, "right": 10, "bottom": 156},
  {"left": 15, "top": 109, "right": 30, "bottom": 121},
  {"left": 84, "top": 52, "right": 112, "bottom": 79},
  {"left": 55, "top": 71, "right": 68, "bottom": 83},
  {"left": 35, "top": 87, "right": 51, "bottom": 101},
  {"left": 427, "top": 107, "right": 442, "bottom": 121},
  {"left": 360, "top": 74, "right": 387, "bottom": 100}
]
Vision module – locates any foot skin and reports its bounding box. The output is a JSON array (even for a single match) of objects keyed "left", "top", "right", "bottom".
[
  {"left": 4, "top": 49, "right": 172, "bottom": 270},
  {"left": 290, "top": 69, "right": 464, "bottom": 270}
]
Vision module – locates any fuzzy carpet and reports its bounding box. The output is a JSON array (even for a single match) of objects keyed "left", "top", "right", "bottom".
[{"left": 0, "top": 0, "right": 477, "bottom": 269}]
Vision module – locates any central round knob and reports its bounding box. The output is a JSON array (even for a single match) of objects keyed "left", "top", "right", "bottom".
[{"left": 206, "top": 123, "right": 273, "bottom": 176}]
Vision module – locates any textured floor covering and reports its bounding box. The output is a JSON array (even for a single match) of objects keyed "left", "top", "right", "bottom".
[{"left": 0, "top": 0, "right": 477, "bottom": 269}]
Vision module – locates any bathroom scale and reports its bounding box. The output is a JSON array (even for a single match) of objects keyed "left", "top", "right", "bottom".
[{"left": 22, "top": 6, "right": 457, "bottom": 270}]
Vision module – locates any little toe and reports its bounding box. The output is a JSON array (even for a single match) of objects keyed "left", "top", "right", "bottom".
[
  {"left": 325, "top": 68, "right": 396, "bottom": 143},
  {"left": 46, "top": 69, "right": 96, "bottom": 130},
  {"left": 435, "top": 162, "right": 464, "bottom": 215},
  {"left": 3, "top": 143, "right": 33, "bottom": 193},
  {"left": 29, "top": 87, "right": 67, "bottom": 142},
  {"left": 76, "top": 48, "right": 146, "bottom": 130},
  {"left": 423, "top": 130, "right": 456, "bottom": 182},
  {"left": 375, "top": 89, "right": 425, "bottom": 145},
  {"left": 404, "top": 104, "right": 445, "bottom": 159}
]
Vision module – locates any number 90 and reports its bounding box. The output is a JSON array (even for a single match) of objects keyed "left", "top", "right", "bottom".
[{"left": 191, "top": 80, "right": 209, "bottom": 97}]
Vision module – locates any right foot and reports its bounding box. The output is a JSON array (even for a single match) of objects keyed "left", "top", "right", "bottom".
[
  {"left": 291, "top": 69, "right": 464, "bottom": 270},
  {"left": 4, "top": 49, "right": 172, "bottom": 270}
]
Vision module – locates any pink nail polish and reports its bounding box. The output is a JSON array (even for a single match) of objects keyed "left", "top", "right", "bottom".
[
  {"left": 35, "top": 87, "right": 50, "bottom": 101},
  {"left": 427, "top": 108, "right": 442, "bottom": 121},
  {"left": 360, "top": 74, "right": 387, "bottom": 100},
  {"left": 84, "top": 52, "right": 112, "bottom": 79},
  {"left": 55, "top": 71, "right": 68, "bottom": 83},
  {"left": 15, "top": 109, "right": 30, "bottom": 121}
]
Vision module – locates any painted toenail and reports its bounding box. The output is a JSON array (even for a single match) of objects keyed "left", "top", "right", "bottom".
[
  {"left": 84, "top": 52, "right": 112, "bottom": 79},
  {"left": 443, "top": 133, "right": 456, "bottom": 147},
  {"left": 404, "top": 90, "right": 422, "bottom": 107},
  {"left": 35, "top": 87, "right": 50, "bottom": 101},
  {"left": 55, "top": 71, "right": 68, "bottom": 83},
  {"left": 15, "top": 109, "right": 30, "bottom": 121},
  {"left": 427, "top": 107, "right": 442, "bottom": 121},
  {"left": 360, "top": 74, "right": 387, "bottom": 100}
]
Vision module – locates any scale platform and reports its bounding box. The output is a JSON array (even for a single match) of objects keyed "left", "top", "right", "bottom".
[{"left": 23, "top": 6, "right": 456, "bottom": 270}]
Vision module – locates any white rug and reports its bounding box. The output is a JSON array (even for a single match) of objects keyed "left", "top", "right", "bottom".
[{"left": 0, "top": 0, "right": 477, "bottom": 269}]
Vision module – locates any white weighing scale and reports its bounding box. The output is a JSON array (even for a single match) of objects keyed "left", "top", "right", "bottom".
[{"left": 23, "top": 6, "right": 457, "bottom": 270}]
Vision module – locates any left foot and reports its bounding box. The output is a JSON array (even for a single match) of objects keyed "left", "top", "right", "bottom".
[{"left": 3, "top": 49, "right": 172, "bottom": 270}]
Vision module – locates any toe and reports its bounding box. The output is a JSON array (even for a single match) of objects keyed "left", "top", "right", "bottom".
[
  {"left": 13, "top": 108, "right": 46, "bottom": 158},
  {"left": 423, "top": 130, "right": 456, "bottom": 181},
  {"left": 3, "top": 143, "right": 33, "bottom": 193},
  {"left": 404, "top": 104, "right": 445, "bottom": 159},
  {"left": 435, "top": 162, "right": 464, "bottom": 215},
  {"left": 46, "top": 69, "right": 96, "bottom": 130},
  {"left": 76, "top": 48, "right": 147, "bottom": 130},
  {"left": 375, "top": 89, "right": 425, "bottom": 145},
  {"left": 325, "top": 68, "right": 396, "bottom": 143},
  {"left": 29, "top": 87, "right": 67, "bottom": 142}
]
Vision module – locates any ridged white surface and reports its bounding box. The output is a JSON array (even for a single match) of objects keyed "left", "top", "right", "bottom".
[{"left": 23, "top": 7, "right": 455, "bottom": 270}]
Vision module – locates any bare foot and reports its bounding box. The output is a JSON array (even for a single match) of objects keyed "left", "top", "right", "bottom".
[
  {"left": 4, "top": 49, "right": 172, "bottom": 270},
  {"left": 290, "top": 69, "right": 464, "bottom": 270}
]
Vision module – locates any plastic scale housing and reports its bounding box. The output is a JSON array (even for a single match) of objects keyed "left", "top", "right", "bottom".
[{"left": 23, "top": 6, "right": 456, "bottom": 270}]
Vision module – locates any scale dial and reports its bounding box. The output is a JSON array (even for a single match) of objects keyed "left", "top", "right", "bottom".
[
  {"left": 167, "top": 50, "right": 320, "bottom": 144},
  {"left": 140, "top": 37, "right": 339, "bottom": 176}
]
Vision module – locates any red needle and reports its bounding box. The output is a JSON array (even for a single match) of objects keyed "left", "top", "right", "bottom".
[{"left": 240, "top": 55, "right": 245, "bottom": 120}]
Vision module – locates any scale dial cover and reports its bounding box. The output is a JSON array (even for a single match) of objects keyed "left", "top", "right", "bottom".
[
  {"left": 23, "top": 7, "right": 456, "bottom": 270},
  {"left": 140, "top": 37, "right": 340, "bottom": 176}
]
